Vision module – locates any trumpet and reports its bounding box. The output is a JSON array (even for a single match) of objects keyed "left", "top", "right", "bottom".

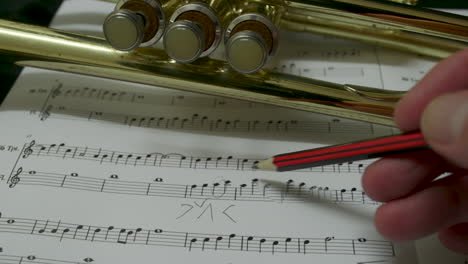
[{"left": 0, "top": 0, "right": 467, "bottom": 126}]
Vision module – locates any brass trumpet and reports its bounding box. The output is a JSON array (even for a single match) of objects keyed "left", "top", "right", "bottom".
[{"left": 0, "top": 0, "right": 467, "bottom": 126}]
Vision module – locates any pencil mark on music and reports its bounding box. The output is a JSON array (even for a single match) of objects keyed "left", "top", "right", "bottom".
[
  {"left": 176, "top": 204, "right": 194, "bottom": 220},
  {"left": 0, "top": 213, "right": 396, "bottom": 257},
  {"left": 222, "top": 205, "right": 237, "bottom": 223},
  {"left": 176, "top": 201, "right": 237, "bottom": 223},
  {"left": 196, "top": 203, "right": 213, "bottom": 222},
  {"left": 6, "top": 169, "right": 379, "bottom": 205}
]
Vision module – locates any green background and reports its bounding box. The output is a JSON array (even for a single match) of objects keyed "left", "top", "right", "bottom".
[{"left": 0, "top": 0, "right": 466, "bottom": 103}]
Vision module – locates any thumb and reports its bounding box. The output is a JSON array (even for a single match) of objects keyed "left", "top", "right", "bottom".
[{"left": 421, "top": 90, "right": 468, "bottom": 169}]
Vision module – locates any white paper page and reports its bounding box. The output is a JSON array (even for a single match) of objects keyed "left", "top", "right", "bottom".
[
  {"left": 0, "top": 70, "right": 414, "bottom": 264},
  {"left": 0, "top": 1, "right": 465, "bottom": 263}
]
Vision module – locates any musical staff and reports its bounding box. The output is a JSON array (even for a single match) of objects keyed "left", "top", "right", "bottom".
[
  {"left": 357, "top": 261, "right": 393, "bottom": 264},
  {"left": 0, "top": 254, "right": 94, "bottom": 264},
  {"left": 273, "top": 64, "right": 364, "bottom": 79},
  {"left": 0, "top": 214, "right": 395, "bottom": 257},
  {"left": 48, "top": 85, "right": 270, "bottom": 110},
  {"left": 8, "top": 169, "right": 378, "bottom": 205},
  {"left": 42, "top": 104, "right": 396, "bottom": 135},
  {"left": 22, "top": 142, "right": 371, "bottom": 173}
]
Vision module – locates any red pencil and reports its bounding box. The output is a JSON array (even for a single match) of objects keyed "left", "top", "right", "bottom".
[{"left": 255, "top": 130, "right": 427, "bottom": 172}]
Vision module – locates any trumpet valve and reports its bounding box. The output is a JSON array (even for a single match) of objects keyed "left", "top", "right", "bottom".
[
  {"left": 225, "top": 14, "right": 278, "bottom": 74},
  {"left": 164, "top": 3, "right": 221, "bottom": 63},
  {"left": 103, "top": 0, "right": 165, "bottom": 51}
]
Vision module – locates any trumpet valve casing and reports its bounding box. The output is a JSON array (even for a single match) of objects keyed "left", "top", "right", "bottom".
[
  {"left": 225, "top": 13, "right": 278, "bottom": 74},
  {"left": 164, "top": 2, "right": 222, "bottom": 63},
  {"left": 103, "top": 0, "right": 166, "bottom": 51}
]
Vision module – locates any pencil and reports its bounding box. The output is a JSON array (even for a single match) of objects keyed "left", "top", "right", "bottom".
[{"left": 255, "top": 130, "right": 428, "bottom": 172}]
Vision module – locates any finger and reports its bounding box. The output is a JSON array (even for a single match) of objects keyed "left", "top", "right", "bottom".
[
  {"left": 394, "top": 49, "right": 468, "bottom": 131},
  {"left": 374, "top": 175, "right": 468, "bottom": 241},
  {"left": 362, "top": 150, "right": 445, "bottom": 202},
  {"left": 438, "top": 223, "right": 468, "bottom": 254},
  {"left": 420, "top": 90, "right": 468, "bottom": 169}
]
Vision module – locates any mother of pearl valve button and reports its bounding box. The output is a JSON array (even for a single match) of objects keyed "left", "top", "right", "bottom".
[
  {"left": 226, "top": 31, "right": 268, "bottom": 74},
  {"left": 103, "top": 9, "right": 145, "bottom": 51},
  {"left": 164, "top": 21, "right": 205, "bottom": 63}
]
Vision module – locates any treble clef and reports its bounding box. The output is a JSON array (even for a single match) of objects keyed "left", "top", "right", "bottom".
[
  {"left": 9, "top": 167, "right": 22, "bottom": 188},
  {"left": 40, "top": 105, "right": 52, "bottom": 121},
  {"left": 22, "top": 140, "right": 35, "bottom": 159}
]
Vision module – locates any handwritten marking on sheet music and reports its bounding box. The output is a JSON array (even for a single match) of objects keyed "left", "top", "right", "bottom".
[
  {"left": 176, "top": 201, "right": 237, "bottom": 223},
  {"left": 6, "top": 169, "right": 378, "bottom": 205},
  {"left": 21, "top": 141, "right": 371, "bottom": 173},
  {"left": 0, "top": 213, "right": 396, "bottom": 257}
]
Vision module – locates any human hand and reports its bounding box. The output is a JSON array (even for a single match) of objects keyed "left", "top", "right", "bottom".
[{"left": 362, "top": 49, "right": 468, "bottom": 254}]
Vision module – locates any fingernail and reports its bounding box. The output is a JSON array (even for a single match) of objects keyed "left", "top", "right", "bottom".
[{"left": 421, "top": 93, "right": 468, "bottom": 144}]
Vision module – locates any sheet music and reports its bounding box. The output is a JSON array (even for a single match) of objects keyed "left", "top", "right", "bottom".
[{"left": 0, "top": 1, "right": 466, "bottom": 263}]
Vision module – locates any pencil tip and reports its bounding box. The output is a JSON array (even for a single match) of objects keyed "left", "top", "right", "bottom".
[{"left": 255, "top": 158, "right": 277, "bottom": 171}]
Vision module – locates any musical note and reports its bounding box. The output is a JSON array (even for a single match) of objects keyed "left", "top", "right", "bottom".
[
  {"left": 245, "top": 236, "right": 254, "bottom": 251},
  {"left": 272, "top": 240, "right": 279, "bottom": 254},
  {"left": 91, "top": 227, "right": 101, "bottom": 242},
  {"left": 117, "top": 228, "right": 132, "bottom": 244},
  {"left": 282, "top": 179, "right": 294, "bottom": 202},
  {"left": 214, "top": 236, "right": 223, "bottom": 250},
  {"left": 324, "top": 236, "right": 335, "bottom": 252}
]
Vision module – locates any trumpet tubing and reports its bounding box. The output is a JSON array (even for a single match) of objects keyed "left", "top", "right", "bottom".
[
  {"left": 0, "top": 0, "right": 467, "bottom": 126},
  {"left": 0, "top": 18, "right": 402, "bottom": 126}
]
